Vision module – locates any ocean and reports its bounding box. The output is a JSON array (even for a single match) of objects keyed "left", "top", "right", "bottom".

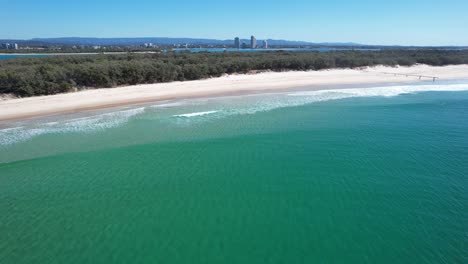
[
  {"left": 1, "top": 81, "right": 467, "bottom": 263},
  {"left": 0, "top": 54, "right": 55, "bottom": 60}
]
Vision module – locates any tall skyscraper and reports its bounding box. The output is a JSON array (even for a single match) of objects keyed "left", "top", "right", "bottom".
[
  {"left": 262, "top": 40, "right": 268, "bottom": 49},
  {"left": 1, "top": 43, "right": 11, "bottom": 49},
  {"left": 234, "top": 37, "right": 240, "bottom": 49},
  {"left": 250, "top": 35, "right": 257, "bottom": 49}
]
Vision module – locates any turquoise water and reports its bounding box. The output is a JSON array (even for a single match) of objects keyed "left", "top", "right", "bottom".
[
  {"left": 1, "top": 82, "right": 468, "bottom": 263},
  {"left": 0, "top": 54, "right": 98, "bottom": 60},
  {"left": 0, "top": 54, "right": 54, "bottom": 60}
]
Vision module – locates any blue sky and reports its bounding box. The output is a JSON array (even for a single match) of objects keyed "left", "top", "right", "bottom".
[{"left": 2, "top": 0, "right": 467, "bottom": 46}]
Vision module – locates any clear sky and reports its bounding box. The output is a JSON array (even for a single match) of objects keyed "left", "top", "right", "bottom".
[{"left": 2, "top": 0, "right": 467, "bottom": 46}]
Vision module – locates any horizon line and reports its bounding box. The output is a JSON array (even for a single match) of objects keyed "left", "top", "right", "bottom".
[{"left": 1, "top": 36, "right": 467, "bottom": 47}]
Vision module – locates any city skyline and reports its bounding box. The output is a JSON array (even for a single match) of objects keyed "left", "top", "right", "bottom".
[
  {"left": 233, "top": 36, "right": 271, "bottom": 49},
  {"left": 1, "top": 0, "right": 467, "bottom": 46}
]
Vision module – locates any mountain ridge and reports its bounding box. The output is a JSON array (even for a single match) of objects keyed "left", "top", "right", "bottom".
[{"left": 1, "top": 37, "right": 364, "bottom": 46}]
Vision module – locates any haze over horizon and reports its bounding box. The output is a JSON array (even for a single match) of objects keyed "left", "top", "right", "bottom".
[{"left": 1, "top": 0, "right": 468, "bottom": 46}]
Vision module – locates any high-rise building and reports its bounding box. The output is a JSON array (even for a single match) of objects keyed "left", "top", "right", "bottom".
[
  {"left": 250, "top": 35, "right": 257, "bottom": 49},
  {"left": 262, "top": 40, "right": 268, "bottom": 49},
  {"left": 143, "top": 43, "right": 154, "bottom": 48},
  {"left": 2, "top": 43, "right": 19, "bottom": 50},
  {"left": 1, "top": 43, "right": 10, "bottom": 49},
  {"left": 234, "top": 37, "right": 240, "bottom": 49}
]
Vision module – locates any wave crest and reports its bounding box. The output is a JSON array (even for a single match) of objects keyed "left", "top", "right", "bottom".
[{"left": 0, "top": 107, "right": 145, "bottom": 146}]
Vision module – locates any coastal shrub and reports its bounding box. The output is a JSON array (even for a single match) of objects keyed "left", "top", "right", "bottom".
[{"left": 1, "top": 49, "right": 468, "bottom": 97}]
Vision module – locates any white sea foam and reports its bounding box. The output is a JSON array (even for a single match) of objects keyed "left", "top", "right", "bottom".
[
  {"left": 192, "top": 83, "right": 468, "bottom": 118},
  {"left": 150, "top": 102, "right": 186, "bottom": 108},
  {"left": 289, "top": 83, "right": 468, "bottom": 98},
  {"left": 233, "top": 83, "right": 468, "bottom": 115},
  {"left": 0, "top": 107, "right": 146, "bottom": 146},
  {"left": 174, "top": 111, "right": 219, "bottom": 118},
  {"left": 45, "top": 121, "right": 59, "bottom": 126},
  {"left": 2, "top": 82, "right": 468, "bottom": 146},
  {"left": 0, "top": 126, "right": 24, "bottom": 132}
]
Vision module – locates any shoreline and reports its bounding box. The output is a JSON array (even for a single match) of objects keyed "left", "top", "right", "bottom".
[
  {"left": 0, "top": 51, "right": 160, "bottom": 56},
  {"left": 0, "top": 52, "right": 123, "bottom": 56},
  {"left": 1, "top": 64, "right": 468, "bottom": 121}
]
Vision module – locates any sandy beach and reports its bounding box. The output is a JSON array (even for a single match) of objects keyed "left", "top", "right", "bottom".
[{"left": 1, "top": 64, "right": 468, "bottom": 121}]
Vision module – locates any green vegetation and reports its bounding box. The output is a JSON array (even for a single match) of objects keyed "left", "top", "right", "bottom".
[{"left": 1, "top": 50, "right": 468, "bottom": 97}]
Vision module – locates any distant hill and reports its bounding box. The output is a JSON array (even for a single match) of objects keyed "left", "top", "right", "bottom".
[
  {"left": 7, "top": 37, "right": 364, "bottom": 47},
  {"left": 3, "top": 38, "right": 465, "bottom": 49}
]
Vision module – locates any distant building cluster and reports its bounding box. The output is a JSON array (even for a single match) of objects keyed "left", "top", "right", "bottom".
[
  {"left": 71, "top": 45, "right": 102, "bottom": 50},
  {"left": 1, "top": 43, "right": 19, "bottom": 50},
  {"left": 234, "top": 36, "right": 268, "bottom": 49},
  {"left": 142, "top": 43, "right": 157, "bottom": 48}
]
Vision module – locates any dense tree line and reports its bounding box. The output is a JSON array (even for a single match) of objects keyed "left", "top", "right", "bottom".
[{"left": 1, "top": 50, "right": 468, "bottom": 97}]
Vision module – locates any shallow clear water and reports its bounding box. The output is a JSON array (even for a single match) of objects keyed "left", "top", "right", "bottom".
[{"left": 1, "top": 81, "right": 467, "bottom": 263}]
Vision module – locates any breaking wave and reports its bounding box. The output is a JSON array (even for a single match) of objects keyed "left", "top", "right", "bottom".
[
  {"left": 289, "top": 83, "right": 468, "bottom": 98},
  {"left": 2, "top": 82, "right": 468, "bottom": 146},
  {"left": 174, "top": 111, "right": 219, "bottom": 118},
  {"left": 0, "top": 107, "right": 145, "bottom": 146},
  {"left": 222, "top": 82, "right": 468, "bottom": 116},
  {"left": 165, "top": 82, "right": 468, "bottom": 123}
]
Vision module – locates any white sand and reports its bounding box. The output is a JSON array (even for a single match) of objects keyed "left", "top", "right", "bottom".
[{"left": 1, "top": 64, "right": 468, "bottom": 121}]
